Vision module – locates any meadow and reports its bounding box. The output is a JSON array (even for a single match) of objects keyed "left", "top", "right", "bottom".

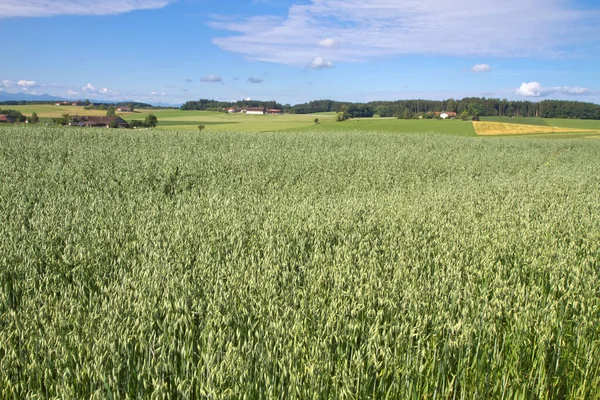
[
  {"left": 1, "top": 125, "right": 600, "bottom": 398},
  {"left": 7, "top": 105, "right": 600, "bottom": 138}
]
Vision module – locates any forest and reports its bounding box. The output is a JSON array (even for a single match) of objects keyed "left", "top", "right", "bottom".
[{"left": 180, "top": 98, "right": 600, "bottom": 119}]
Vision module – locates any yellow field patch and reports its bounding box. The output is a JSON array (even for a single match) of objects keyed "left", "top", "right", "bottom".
[{"left": 473, "top": 121, "right": 599, "bottom": 136}]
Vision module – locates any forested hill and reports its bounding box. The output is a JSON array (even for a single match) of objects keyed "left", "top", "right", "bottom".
[{"left": 181, "top": 97, "right": 600, "bottom": 119}]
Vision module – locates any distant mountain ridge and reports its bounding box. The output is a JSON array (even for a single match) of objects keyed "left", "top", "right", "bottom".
[
  {"left": 0, "top": 92, "right": 65, "bottom": 102},
  {"left": 0, "top": 91, "right": 179, "bottom": 107}
]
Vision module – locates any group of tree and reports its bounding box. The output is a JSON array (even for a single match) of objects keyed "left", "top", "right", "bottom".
[
  {"left": 0, "top": 108, "right": 27, "bottom": 122},
  {"left": 181, "top": 99, "right": 286, "bottom": 112},
  {"left": 0, "top": 108, "right": 38, "bottom": 123},
  {"left": 86, "top": 102, "right": 148, "bottom": 111},
  {"left": 293, "top": 98, "right": 600, "bottom": 120},
  {"left": 129, "top": 114, "right": 158, "bottom": 128},
  {"left": 181, "top": 97, "right": 599, "bottom": 120},
  {"left": 52, "top": 114, "right": 71, "bottom": 125}
]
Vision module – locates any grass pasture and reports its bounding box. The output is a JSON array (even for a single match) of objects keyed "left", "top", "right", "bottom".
[
  {"left": 7, "top": 104, "right": 600, "bottom": 138},
  {"left": 543, "top": 118, "right": 600, "bottom": 130},
  {"left": 1, "top": 125, "right": 600, "bottom": 397},
  {"left": 296, "top": 117, "right": 477, "bottom": 136},
  {"left": 1, "top": 104, "right": 116, "bottom": 119},
  {"left": 6, "top": 105, "right": 476, "bottom": 134},
  {"left": 480, "top": 116, "right": 549, "bottom": 126}
]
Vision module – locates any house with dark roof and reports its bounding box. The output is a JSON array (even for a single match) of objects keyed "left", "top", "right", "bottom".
[
  {"left": 245, "top": 107, "right": 265, "bottom": 115},
  {"left": 69, "top": 115, "right": 129, "bottom": 128},
  {"left": 116, "top": 106, "right": 132, "bottom": 112},
  {"left": 0, "top": 115, "right": 16, "bottom": 123}
]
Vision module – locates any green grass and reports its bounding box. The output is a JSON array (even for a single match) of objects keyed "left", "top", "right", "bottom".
[
  {"left": 6, "top": 105, "right": 478, "bottom": 135},
  {"left": 480, "top": 116, "right": 549, "bottom": 126},
  {"left": 130, "top": 110, "right": 329, "bottom": 132},
  {"left": 301, "top": 118, "right": 477, "bottom": 136},
  {"left": 2, "top": 104, "right": 110, "bottom": 118},
  {"left": 1, "top": 125, "right": 600, "bottom": 398},
  {"left": 543, "top": 118, "right": 600, "bottom": 130}
]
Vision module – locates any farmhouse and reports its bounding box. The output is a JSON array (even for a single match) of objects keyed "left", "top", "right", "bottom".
[
  {"left": 439, "top": 112, "right": 457, "bottom": 119},
  {"left": 69, "top": 116, "right": 129, "bottom": 128},
  {"left": 227, "top": 107, "right": 239, "bottom": 113},
  {"left": 245, "top": 107, "right": 265, "bottom": 115},
  {"left": 0, "top": 115, "right": 16, "bottom": 123},
  {"left": 266, "top": 109, "right": 282, "bottom": 114},
  {"left": 116, "top": 106, "right": 132, "bottom": 112},
  {"left": 428, "top": 111, "right": 458, "bottom": 119}
]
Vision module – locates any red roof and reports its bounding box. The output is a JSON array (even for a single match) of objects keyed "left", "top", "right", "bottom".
[{"left": 0, "top": 115, "right": 8, "bottom": 122}]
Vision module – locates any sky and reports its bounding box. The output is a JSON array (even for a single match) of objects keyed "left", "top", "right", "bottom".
[{"left": 1, "top": 0, "right": 600, "bottom": 105}]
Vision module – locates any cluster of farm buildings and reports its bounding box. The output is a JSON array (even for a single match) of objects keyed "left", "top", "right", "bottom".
[
  {"left": 0, "top": 114, "right": 130, "bottom": 128},
  {"left": 228, "top": 107, "right": 282, "bottom": 115},
  {"left": 68, "top": 116, "right": 130, "bottom": 128},
  {"left": 422, "top": 111, "right": 458, "bottom": 119},
  {"left": 0, "top": 115, "right": 18, "bottom": 123}
]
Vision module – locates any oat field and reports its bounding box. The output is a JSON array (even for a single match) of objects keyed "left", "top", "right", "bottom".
[
  {"left": 1, "top": 125, "right": 600, "bottom": 398},
  {"left": 473, "top": 121, "right": 600, "bottom": 136}
]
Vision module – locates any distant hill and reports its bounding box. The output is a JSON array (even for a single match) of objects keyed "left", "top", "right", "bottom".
[
  {"left": 0, "top": 92, "right": 66, "bottom": 102},
  {"left": 0, "top": 91, "right": 180, "bottom": 108}
]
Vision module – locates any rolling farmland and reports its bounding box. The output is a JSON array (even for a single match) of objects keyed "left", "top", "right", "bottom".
[{"left": 1, "top": 125, "right": 600, "bottom": 397}]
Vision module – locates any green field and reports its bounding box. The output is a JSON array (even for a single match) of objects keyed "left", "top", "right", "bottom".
[
  {"left": 2, "top": 125, "right": 600, "bottom": 398},
  {"left": 1, "top": 104, "right": 111, "bottom": 118},
  {"left": 543, "top": 118, "right": 600, "bottom": 130},
  {"left": 480, "top": 116, "right": 549, "bottom": 126},
  {"left": 6, "top": 105, "right": 600, "bottom": 137}
]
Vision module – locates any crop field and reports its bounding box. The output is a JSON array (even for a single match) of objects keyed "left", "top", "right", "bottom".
[
  {"left": 1, "top": 125, "right": 600, "bottom": 398},
  {"left": 473, "top": 121, "right": 600, "bottom": 136},
  {"left": 9, "top": 105, "right": 600, "bottom": 137}
]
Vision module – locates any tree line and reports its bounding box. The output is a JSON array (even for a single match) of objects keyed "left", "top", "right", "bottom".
[
  {"left": 289, "top": 98, "right": 600, "bottom": 119},
  {"left": 181, "top": 98, "right": 600, "bottom": 119},
  {"left": 181, "top": 99, "right": 285, "bottom": 112}
]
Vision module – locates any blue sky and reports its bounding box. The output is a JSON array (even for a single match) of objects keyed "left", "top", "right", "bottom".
[{"left": 1, "top": 0, "right": 599, "bottom": 105}]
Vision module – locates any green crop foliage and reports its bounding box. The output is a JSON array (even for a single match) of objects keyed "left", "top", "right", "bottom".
[{"left": 1, "top": 125, "right": 600, "bottom": 398}]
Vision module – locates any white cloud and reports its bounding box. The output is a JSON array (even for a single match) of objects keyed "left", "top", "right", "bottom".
[
  {"left": 150, "top": 91, "right": 158, "bottom": 95},
  {"left": 200, "top": 75, "right": 223, "bottom": 83},
  {"left": 1, "top": 79, "right": 38, "bottom": 92},
  {"left": 319, "top": 38, "right": 339, "bottom": 48},
  {"left": 515, "top": 81, "right": 593, "bottom": 97},
  {"left": 67, "top": 90, "right": 78, "bottom": 95},
  {"left": 308, "top": 56, "right": 333, "bottom": 69},
  {"left": 562, "top": 86, "right": 593, "bottom": 95},
  {"left": 17, "top": 79, "right": 36, "bottom": 87},
  {"left": 247, "top": 77, "right": 263, "bottom": 84},
  {"left": 0, "top": 0, "right": 175, "bottom": 18},
  {"left": 82, "top": 82, "right": 117, "bottom": 97},
  {"left": 472, "top": 64, "right": 491, "bottom": 73},
  {"left": 211, "top": 0, "right": 599, "bottom": 66}
]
